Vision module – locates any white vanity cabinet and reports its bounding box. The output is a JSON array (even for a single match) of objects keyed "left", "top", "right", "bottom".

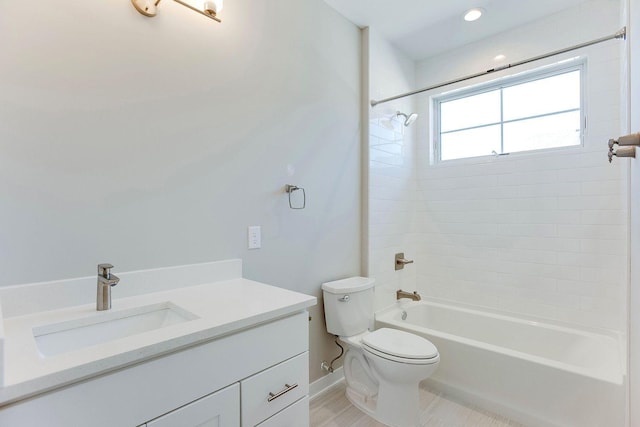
[
  {"left": 139, "top": 351, "right": 310, "bottom": 427},
  {"left": 257, "top": 396, "right": 309, "bottom": 426},
  {"left": 241, "top": 352, "right": 309, "bottom": 426},
  {"left": 0, "top": 311, "right": 311, "bottom": 427},
  {"left": 143, "top": 383, "right": 240, "bottom": 427}
]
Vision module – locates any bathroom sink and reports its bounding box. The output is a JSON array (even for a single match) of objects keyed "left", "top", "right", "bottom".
[{"left": 33, "top": 302, "right": 198, "bottom": 357}]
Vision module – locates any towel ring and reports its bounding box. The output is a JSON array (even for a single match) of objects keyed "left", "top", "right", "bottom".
[{"left": 285, "top": 184, "right": 306, "bottom": 209}]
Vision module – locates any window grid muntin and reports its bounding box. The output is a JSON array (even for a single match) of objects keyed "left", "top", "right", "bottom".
[
  {"left": 439, "top": 107, "right": 581, "bottom": 136},
  {"left": 434, "top": 61, "right": 584, "bottom": 162}
]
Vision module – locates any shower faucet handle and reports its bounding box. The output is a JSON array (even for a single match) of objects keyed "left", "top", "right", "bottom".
[{"left": 395, "top": 253, "right": 414, "bottom": 270}]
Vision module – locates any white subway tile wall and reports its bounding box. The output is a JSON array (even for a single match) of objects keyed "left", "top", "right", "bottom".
[
  {"left": 368, "top": 29, "right": 418, "bottom": 311},
  {"left": 369, "top": 115, "right": 417, "bottom": 311},
  {"left": 368, "top": 0, "right": 627, "bottom": 331},
  {"left": 411, "top": 0, "right": 627, "bottom": 331}
]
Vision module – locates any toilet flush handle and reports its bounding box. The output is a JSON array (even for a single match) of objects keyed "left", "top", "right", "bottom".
[{"left": 339, "top": 295, "right": 350, "bottom": 302}]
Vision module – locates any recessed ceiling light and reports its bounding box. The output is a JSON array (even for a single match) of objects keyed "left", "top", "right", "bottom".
[
  {"left": 494, "top": 54, "right": 506, "bottom": 61},
  {"left": 464, "top": 8, "right": 484, "bottom": 22}
]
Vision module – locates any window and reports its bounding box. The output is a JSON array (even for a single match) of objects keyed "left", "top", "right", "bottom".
[{"left": 434, "top": 63, "right": 584, "bottom": 161}]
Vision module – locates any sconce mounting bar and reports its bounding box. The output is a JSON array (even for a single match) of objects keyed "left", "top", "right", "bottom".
[
  {"left": 131, "top": 0, "right": 222, "bottom": 22},
  {"left": 174, "top": 0, "right": 221, "bottom": 22}
]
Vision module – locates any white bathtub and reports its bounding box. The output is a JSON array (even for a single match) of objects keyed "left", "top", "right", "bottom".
[{"left": 375, "top": 300, "right": 626, "bottom": 427}]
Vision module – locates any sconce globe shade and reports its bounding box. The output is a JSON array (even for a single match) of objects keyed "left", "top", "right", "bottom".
[{"left": 204, "top": 0, "right": 223, "bottom": 15}]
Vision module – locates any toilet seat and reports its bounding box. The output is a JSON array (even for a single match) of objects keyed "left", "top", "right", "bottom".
[{"left": 362, "top": 328, "right": 438, "bottom": 364}]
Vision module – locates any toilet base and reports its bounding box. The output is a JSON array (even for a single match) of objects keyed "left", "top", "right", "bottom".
[
  {"left": 345, "top": 382, "right": 420, "bottom": 427},
  {"left": 345, "top": 385, "right": 377, "bottom": 414},
  {"left": 343, "top": 347, "right": 435, "bottom": 427}
]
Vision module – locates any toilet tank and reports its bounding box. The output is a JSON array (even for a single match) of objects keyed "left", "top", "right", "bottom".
[{"left": 322, "top": 277, "right": 375, "bottom": 337}]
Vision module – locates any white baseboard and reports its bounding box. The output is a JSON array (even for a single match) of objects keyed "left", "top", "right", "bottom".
[{"left": 309, "top": 367, "right": 344, "bottom": 400}]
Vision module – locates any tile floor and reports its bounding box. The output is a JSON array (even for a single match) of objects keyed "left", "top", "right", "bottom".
[{"left": 310, "top": 381, "right": 526, "bottom": 427}]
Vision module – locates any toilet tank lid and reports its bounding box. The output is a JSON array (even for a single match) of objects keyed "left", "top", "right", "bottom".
[{"left": 321, "top": 277, "right": 375, "bottom": 294}]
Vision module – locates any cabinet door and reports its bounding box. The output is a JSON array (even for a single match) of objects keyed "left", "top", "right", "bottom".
[{"left": 147, "top": 383, "right": 239, "bottom": 427}]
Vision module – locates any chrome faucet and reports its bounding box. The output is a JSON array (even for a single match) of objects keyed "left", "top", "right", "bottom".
[
  {"left": 97, "top": 263, "right": 120, "bottom": 311},
  {"left": 396, "top": 289, "right": 421, "bottom": 301}
]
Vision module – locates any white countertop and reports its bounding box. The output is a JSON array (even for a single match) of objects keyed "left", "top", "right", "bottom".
[{"left": 0, "top": 261, "right": 316, "bottom": 406}]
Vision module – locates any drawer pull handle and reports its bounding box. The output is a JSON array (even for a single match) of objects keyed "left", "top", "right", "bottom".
[{"left": 267, "top": 383, "right": 298, "bottom": 402}]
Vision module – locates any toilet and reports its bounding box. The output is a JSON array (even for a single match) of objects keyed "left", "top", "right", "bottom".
[{"left": 322, "top": 277, "right": 439, "bottom": 427}]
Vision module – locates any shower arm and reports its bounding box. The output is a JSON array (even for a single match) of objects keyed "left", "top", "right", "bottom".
[{"left": 396, "top": 111, "right": 418, "bottom": 127}]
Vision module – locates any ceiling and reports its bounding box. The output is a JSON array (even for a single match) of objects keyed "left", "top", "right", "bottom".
[{"left": 322, "top": 0, "right": 590, "bottom": 60}]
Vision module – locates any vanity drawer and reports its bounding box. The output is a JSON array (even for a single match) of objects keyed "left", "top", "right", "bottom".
[
  {"left": 256, "top": 396, "right": 309, "bottom": 427},
  {"left": 241, "top": 351, "right": 308, "bottom": 426}
]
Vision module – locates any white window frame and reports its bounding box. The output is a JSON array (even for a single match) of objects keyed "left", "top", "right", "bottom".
[{"left": 432, "top": 59, "right": 586, "bottom": 163}]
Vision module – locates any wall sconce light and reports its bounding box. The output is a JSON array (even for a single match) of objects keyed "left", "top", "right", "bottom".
[{"left": 131, "top": 0, "right": 223, "bottom": 22}]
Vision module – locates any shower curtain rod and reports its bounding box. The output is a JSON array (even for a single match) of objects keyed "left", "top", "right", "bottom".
[{"left": 370, "top": 27, "right": 626, "bottom": 107}]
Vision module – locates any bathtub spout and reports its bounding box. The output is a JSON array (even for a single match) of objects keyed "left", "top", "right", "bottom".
[{"left": 396, "top": 289, "right": 421, "bottom": 301}]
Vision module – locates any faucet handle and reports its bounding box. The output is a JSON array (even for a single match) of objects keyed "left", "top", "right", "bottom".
[{"left": 98, "top": 263, "right": 114, "bottom": 279}]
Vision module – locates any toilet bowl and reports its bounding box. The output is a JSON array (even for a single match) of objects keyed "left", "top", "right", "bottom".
[{"left": 322, "top": 277, "right": 440, "bottom": 427}]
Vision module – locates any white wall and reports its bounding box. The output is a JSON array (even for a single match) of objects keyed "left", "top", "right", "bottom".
[
  {"left": 366, "top": 28, "right": 418, "bottom": 311},
  {"left": 413, "top": 0, "right": 628, "bottom": 331},
  {"left": 0, "top": 0, "right": 361, "bottom": 382},
  {"left": 627, "top": 0, "right": 640, "bottom": 423}
]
